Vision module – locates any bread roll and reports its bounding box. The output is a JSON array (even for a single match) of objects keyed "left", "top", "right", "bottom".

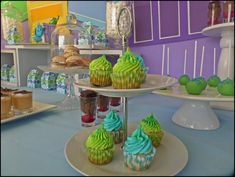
[
  {"left": 52, "top": 55, "right": 66, "bottom": 64},
  {"left": 63, "top": 51, "right": 79, "bottom": 58}
]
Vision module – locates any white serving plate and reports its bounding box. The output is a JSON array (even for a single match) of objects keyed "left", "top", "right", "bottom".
[
  {"left": 1, "top": 101, "right": 56, "bottom": 124},
  {"left": 64, "top": 123, "right": 188, "bottom": 176}
]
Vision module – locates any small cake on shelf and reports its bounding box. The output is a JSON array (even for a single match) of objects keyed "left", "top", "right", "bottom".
[
  {"left": 103, "top": 110, "right": 123, "bottom": 144},
  {"left": 217, "top": 78, "right": 234, "bottom": 96},
  {"left": 12, "top": 90, "right": 33, "bottom": 114},
  {"left": 89, "top": 55, "right": 112, "bottom": 86},
  {"left": 1, "top": 93, "right": 12, "bottom": 119},
  {"left": 112, "top": 49, "right": 144, "bottom": 89},
  {"left": 85, "top": 126, "right": 114, "bottom": 165},
  {"left": 140, "top": 113, "right": 164, "bottom": 148},
  {"left": 185, "top": 79, "right": 204, "bottom": 95},
  {"left": 178, "top": 74, "right": 190, "bottom": 86},
  {"left": 123, "top": 127, "right": 156, "bottom": 171},
  {"left": 207, "top": 75, "right": 221, "bottom": 87}
]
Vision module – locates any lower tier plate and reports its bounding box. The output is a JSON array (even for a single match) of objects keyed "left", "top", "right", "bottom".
[{"left": 64, "top": 124, "right": 188, "bottom": 176}]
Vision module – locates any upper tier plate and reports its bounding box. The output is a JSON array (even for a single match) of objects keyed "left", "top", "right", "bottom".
[
  {"left": 74, "top": 74, "right": 177, "bottom": 97},
  {"left": 64, "top": 123, "right": 188, "bottom": 176},
  {"left": 202, "top": 22, "right": 234, "bottom": 37},
  {"left": 153, "top": 84, "right": 234, "bottom": 102}
]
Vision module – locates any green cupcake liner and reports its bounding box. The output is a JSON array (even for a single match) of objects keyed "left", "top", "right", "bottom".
[
  {"left": 89, "top": 70, "right": 112, "bottom": 86},
  {"left": 86, "top": 146, "right": 114, "bottom": 165},
  {"left": 109, "top": 129, "right": 123, "bottom": 144},
  {"left": 145, "top": 131, "right": 164, "bottom": 148}
]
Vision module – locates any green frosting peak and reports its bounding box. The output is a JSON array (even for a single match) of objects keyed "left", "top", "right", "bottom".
[
  {"left": 140, "top": 114, "right": 161, "bottom": 133},
  {"left": 89, "top": 55, "right": 112, "bottom": 71},
  {"left": 85, "top": 126, "right": 114, "bottom": 150}
]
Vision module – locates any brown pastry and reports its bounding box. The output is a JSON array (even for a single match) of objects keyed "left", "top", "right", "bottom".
[
  {"left": 50, "top": 62, "right": 66, "bottom": 69},
  {"left": 64, "top": 45, "right": 80, "bottom": 53},
  {"left": 12, "top": 90, "right": 33, "bottom": 111},
  {"left": 1, "top": 93, "right": 12, "bottom": 119},
  {"left": 52, "top": 55, "right": 66, "bottom": 64},
  {"left": 64, "top": 51, "right": 80, "bottom": 58}
]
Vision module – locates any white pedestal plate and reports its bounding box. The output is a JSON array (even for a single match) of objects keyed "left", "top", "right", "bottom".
[
  {"left": 153, "top": 84, "right": 234, "bottom": 130},
  {"left": 202, "top": 22, "right": 234, "bottom": 111},
  {"left": 38, "top": 65, "right": 89, "bottom": 111},
  {"left": 64, "top": 74, "right": 189, "bottom": 176}
]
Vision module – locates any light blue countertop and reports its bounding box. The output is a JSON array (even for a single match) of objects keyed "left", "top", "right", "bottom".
[{"left": 1, "top": 88, "right": 234, "bottom": 176}]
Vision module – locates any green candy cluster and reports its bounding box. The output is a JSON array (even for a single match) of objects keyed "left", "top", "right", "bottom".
[
  {"left": 217, "top": 78, "right": 234, "bottom": 96},
  {"left": 178, "top": 74, "right": 190, "bottom": 86}
]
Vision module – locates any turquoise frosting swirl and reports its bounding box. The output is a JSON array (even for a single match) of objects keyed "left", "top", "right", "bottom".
[
  {"left": 123, "top": 127, "right": 153, "bottom": 155},
  {"left": 103, "top": 110, "right": 122, "bottom": 132},
  {"left": 89, "top": 55, "right": 112, "bottom": 71}
]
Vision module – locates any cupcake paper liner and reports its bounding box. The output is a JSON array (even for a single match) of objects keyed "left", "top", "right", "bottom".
[
  {"left": 111, "top": 71, "right": 144, "bottom": 89},
  {"left": 109, "top": 128, "right": 123, "bottom": 144},
  {"left": 145, "top": 131, "right": 164, "bottom": 148},
  {"left": 123, "top": 148, "right": 156, "bottom": 171},
  {"left": 89, "top": 70, "right": 112, "bottom": 86},
  {"left": 86, "top": 146, "right": 114, "bottom": 165}
]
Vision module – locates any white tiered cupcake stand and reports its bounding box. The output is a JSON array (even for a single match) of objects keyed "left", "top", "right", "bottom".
[
  {"left": 64, "top": 74, "right": 189, "bottom": 176},
  {"left": 202, "top": 22, "right": 234, "bottom": 111},
  {"left": 153, "top": 84, "right": 234, "bottom": 130},
  {"left": 38, "top": 65, "right": 89, "bottom": 110}
]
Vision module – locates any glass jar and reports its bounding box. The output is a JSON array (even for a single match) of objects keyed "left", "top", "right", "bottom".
[
  {"left": 97, "top": 95, "right": 110, "bottom": 121},
  {"left": 223, "top": 1, "right": 234, "bottom": 23},
  {"left": 109, "top": 97, "right": 122, "bottom": 112},
  {"left": 207, "top": 1, "right": 221, "bottom": 26},
  {"left": 50, "top": 14, "right": 92, "bottom": 67},
  {"left": 106, "top": 1, "right": 133, "bottom": 49}
]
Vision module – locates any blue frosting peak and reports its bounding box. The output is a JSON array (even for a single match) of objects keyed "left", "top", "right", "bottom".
[
  {"left": 103, "top": 110, "right": 122, "bottom": 132},
  {"left": 123, "top": 127, "right": 153, "bottom": 155}
]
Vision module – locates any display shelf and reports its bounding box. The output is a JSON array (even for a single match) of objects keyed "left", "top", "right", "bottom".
[
  {"left": 1, "top": 81, "right": 18, "bottom": 87},
  {"left": 64, "top": 123, "right": 188, "bottom": 176},
  {"left": 153, "top": 84, "right": 234, "bottom": 130}
]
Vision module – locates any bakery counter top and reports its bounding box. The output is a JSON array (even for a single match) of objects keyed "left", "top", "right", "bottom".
[{"left": 1, "top": 88, "right": 234, "bottom": 176}]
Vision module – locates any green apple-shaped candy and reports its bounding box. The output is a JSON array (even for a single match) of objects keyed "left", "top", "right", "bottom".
[
  {"left": 195, "top": 77, "right": 207, "bottom": 90},
  {"left": 186, "top": 79, "right": 204, "bottom": 95},
  {"left": 178, "top": 74, "right": 190, "bottom": 85},
  {"left": 207, "top": 75, "right": 221, "bottom": 87},
  {"left": 217, "top": 78, "right": 234, "bottom": 96}
]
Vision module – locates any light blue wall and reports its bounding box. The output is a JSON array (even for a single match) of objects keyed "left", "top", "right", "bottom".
[{"left": 68, "top": 1, "right": 106, "bottom": 21}]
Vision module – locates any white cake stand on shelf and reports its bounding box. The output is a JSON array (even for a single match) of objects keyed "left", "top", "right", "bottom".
[
  {"left": 202, "top": 22, "right": 234, "bottom": 111},
  {"left": 38, "top": 65, "right": 89, "bottom": 111},
  {"left": 153, "top": 84, "right": 234, "bottom": 131},
  {"left": 64, "top": 123, "right": 188, "bottom": 176}
]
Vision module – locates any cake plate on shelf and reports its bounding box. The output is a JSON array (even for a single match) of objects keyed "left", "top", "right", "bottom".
[
  {"left": 153, "top": 84, "right": 234, "bottom": 130},
  {"left": 38, "top": 65, "right": 89, "bottom": 111},
  {"left": 64, "top": 123, "right": 188, "bottom": 176}
]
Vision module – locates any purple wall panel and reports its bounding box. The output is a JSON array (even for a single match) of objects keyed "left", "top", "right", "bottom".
[
  {"left": 188, "top": 1, "right": 208, "bottom": 34},
  {"left": 159, "top": 1, "right": 179, "bottom": 38},
  {"left": 131, "top": 37, "right": 221, "bottom": 79},
  {"left": 133, "top": 1, "right": 152, "bottom": 42}
]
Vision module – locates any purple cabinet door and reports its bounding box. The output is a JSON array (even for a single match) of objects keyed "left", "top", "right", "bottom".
[
  {"left": 187, "top": 1, "right": 209, "bottom": 35},
  {"left": 158, "top": 1, "right": 180, "bottom": 39},
  {"left": 133, "top": 1, "right": 153, "bottom": 43}
]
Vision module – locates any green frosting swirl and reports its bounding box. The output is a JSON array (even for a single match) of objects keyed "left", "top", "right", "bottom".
[
  {"left": 113, "top": 48, "right": 142, "bottom": 73},
  {"left": 85, "top": 126, "right": 114, "bottom": 150},
  {"left": 140, "top": 114, "right": 161, "bottom": 133},
  {"left": 89, "top": 55, "right": 112, "bottom": 71}
]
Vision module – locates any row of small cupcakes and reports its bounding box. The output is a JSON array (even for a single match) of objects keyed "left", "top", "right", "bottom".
[
  {"left": 85, "top": 111, "right": 163, "bottom": 171},
  {"left": 89, "top": 48, "right": 148, "bottom": 89}
]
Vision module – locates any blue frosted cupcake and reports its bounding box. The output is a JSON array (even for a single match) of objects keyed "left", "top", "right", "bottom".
[
  {"left": 103, "top": 110, "right": 123, "bottom": 144},
  {"left": 123, "top": 127, "right": 156, "bottom": 171}
]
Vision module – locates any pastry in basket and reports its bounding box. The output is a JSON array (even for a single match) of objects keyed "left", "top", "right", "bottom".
[
  {"left": 111, "top": 50, "right": 144, "bottom": 89},
  {"left": 123, "top": 127, "right": 156, "bottom": 171},
  {"left": 89, "top": 55, "right": 112, "bottom": 86},
  {"left": 85, "top": 126, "right": 114, "bottom": 165},
  {"left": 12, "top": 90, "right": 33, "bottom": 113},
  {"left": 140, "top": 113, "right": 164, "bottom": 148},
  {"left": 51, "top": 55, "right": 66, "bottom": 64},
  {"left": 1, "top": 93, "right": 12, "bottom": 119},
  {"left": 103, "top": 110, "right": 123, "bottom": 144}
]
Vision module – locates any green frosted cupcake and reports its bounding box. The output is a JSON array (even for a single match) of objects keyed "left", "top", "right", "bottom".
[
  {"left": 85, "top": 126, "right": 114, "bottom": 165},
  {"left": 140, "top": 114, "right": 164, "bottom": 148},
  {"left": 112, "top": 49, "right": 144, "bottom": 89},
  {"left": 103, "top": 110, "right": 123, "bottom": 144},
  {"left": 89, "top": 55, "right": 112, "bottom": 86}
]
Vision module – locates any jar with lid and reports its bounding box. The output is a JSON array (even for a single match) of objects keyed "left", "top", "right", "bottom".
[
  {"left": 106, "top": 1, "right": 133, "bottom": 49},
  {"left": 50, "top": 14, "right": 92, "bottom": 68},
  {"left": 207, "top": 1, "right": 221, "bottom": 26},
  {"left": 223, "top": 1, "right": 234, "bottom": 23}
]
